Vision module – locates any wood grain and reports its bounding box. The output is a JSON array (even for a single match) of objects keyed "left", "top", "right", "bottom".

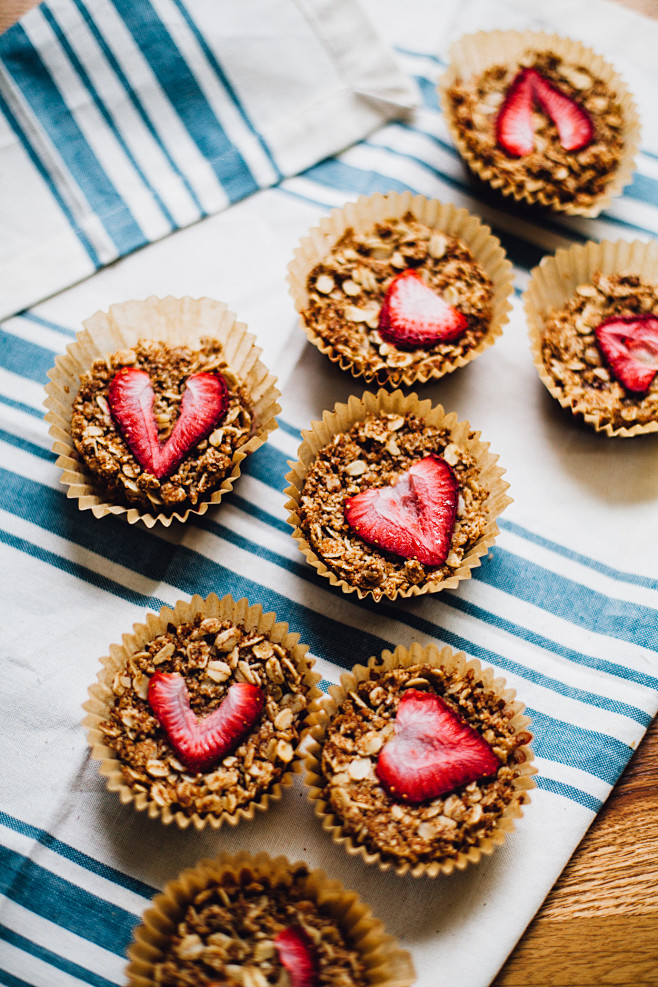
[{"left": 494, "top": 714, "right": 658, "bottom": 986}]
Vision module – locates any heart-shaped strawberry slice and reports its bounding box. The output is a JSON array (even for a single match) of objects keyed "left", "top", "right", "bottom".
[
  {"left": 378, "top": 269, "right": 467, "bottom": 350},
  {"left": 148, "top": 672, "right": 264, "bottom": 773},
  {"left": 108, "top": 368, "right": 228, "bottom": 479},
  {"left": 496, "top": 67, "right": 593, "bottom": 157},
  {"left": 594, "top": 314, "right": 658, "bottom": 394},
  {"left": 376, "top": 689, "right": 500, "bottom": 804},
  {"left": 274, "top": 927, "right": 318, "bottom": 987},
  {"left": 344, "top": 455, "right": 458, "bottom": 567}
]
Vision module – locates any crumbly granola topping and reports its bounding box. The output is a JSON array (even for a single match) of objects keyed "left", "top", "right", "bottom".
[
  {"left": 71, "top": 339, "right": 253, "bottom": 512},
  {"left": 298, "top": 412, "right": 489, "bottom": 599},
  {"left": 320, "top": 663, "right": 530, "bottom": 866},
  {"left": 541, "top": 271, "right": 658, "bottom": 428},
  {"left": 303, "top": 213, "right": 493, "bottom": 385},
  {"left": 154, "top": 868, "right": 368, "bottom": 987},
  {"left": 448, "top": 50, "right": 625, "bottom": 208},
  {"left": 100, "top": 615, "right": 310, "bottom": 817}
]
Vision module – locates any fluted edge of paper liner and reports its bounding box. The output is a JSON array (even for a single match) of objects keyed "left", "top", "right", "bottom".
[
  {"left": 81, "top": 593, "right": 321, "bottom": 831},
  {"left": 438, "top": 29, "right": 640, "bottom": 218},
  {"left": 523, "top": 238, "right": 658, "bottom": 437},
  {"left": 304, "top": 642, "right": 536, "bottom": 879},
  {"left": 286, "top": 190, "right": 514, "bottom": 387},
  {"left": 125, "top": 850, "right": 416, "bottom": 986},
  {"left": 43, "top": 296, "right": 281, "bottom": 527},
  {"left": 283, "top": 388, "right": 512, "bottom": 601}
]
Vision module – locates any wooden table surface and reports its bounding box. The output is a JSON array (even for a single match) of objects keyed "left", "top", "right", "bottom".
[{"left": 0, "top": 1, "right": 656, "bottom": 984}]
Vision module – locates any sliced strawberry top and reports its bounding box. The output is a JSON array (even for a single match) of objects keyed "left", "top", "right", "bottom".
[
  {"left": 378, "top": 269, "right": 467, "bottom": 351},
  {"left": 344, "top": 455, "right": 458, "bottom": 567},
  {"left": 274, "top": 927, "right": 318, "bottom": 987},
  {"left": 108, "top": 368, "right": 228, "bottom": 479},
  {"left": 594, "top": 314, "right": 658, "bottom": 394},
  {"left": 375, "top": 689, "right": 500, "bottom": 804},
  {"left": 147, "top": 673, "right": 264, "bottom": 774},
  {"left": 496, "top": 67, "right": 593, "bottom": 157}
]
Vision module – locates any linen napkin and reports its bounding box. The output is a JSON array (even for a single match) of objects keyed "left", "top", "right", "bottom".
[
  {"left": 1, "top": 0, "right": 658, "bottom": 986},
  {"left": 0, "top": 0, "right": 417, "bottom": 320}
]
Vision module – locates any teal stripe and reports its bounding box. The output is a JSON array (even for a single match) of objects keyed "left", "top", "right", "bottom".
[
  {"left": 0, "top": 923, "right": 117, "bottom": 987},
  {"left": 0, "top": 811, "right": 156, "bottom": 899},
  {"left": 0, "top": 395, "right": 43, "bottom": 420},
  {"left": 0, "top": 845, "right": 139, "bottom": 956},
  {"left": 0, "top": 427, "right": 54, "bottom": 461},
  {"left": 535, "top": 776, "right": 601, "bottom": 812},
  {"left": 526, "top": 708, "right": 631, "bottom": 784},
  {"left": 18, "top": 311, "right": 77, "bottom": 336},
  {"left": 0, "top": 328, "right": 61, "bottom": 384}
]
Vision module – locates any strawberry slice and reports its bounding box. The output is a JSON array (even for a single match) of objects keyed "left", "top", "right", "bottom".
[
  {"left": 148, "top": 673, "right": 264, "bottom": 773},
  {"left": 344, "top": 455, "right": 458, "bottom": 567},
  {"left": 108, "top": 368, "right": 228, "bottom": 479},
  {"left": 495, "top": 67, "right": 536, "bottom": 157},
  {"left": 375, "top": 689, "right": 500, "bottom": 804},
  {"left": 378, "top": 269, "right": 467, "bottom": 350},
  {"left": 595, "top": 314, "right": 658, "bottom": 394},
  {"left": 496, "top": 67, "right": 593, "bottom": 157},
  {"left": 274, "top": 927, "right": 318, "bottom": 987}
]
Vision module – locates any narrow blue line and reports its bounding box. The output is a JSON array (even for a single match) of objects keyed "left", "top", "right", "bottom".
[
  {"left": 0, "top": 970, "right": 36, "bottom": 987},
  {"left": 0, "top": 428, "right": 53, "bottom": 461},
  {"left": 16, "top": 311, "right": 77, "bottom": 336},
  {"left": 0, "top": 394, "right": 44, "bottom": 420},
  {"left": 0, "top": 923, "right": 117, "bottom": 987},
  {"left": 0, "top": 24, "right": 145, "bottom": 254},
  {"left": 535, "top": 775, "right": 601, "bottom": 812},
  {"left": 276, "top": 417, "right": 302, "bottom": 440},
  {"left": 275, "top": 182, "right": 335, "bottom": 211},
  {"left": 111, "top": 0, "right": 259, "bottom": 203},
  {"left": 41, "top": 3, "right": 176, "bottom": 230},
  {"left": 0, "top": 87, "right": 100, "bottom": 267},
  {"left": 0, "top": 329, "right": 58, "bottom": 384},
  {"left": 0, "top": 810, "right": 156, "bottom": 899},
  {"left": 69, "top": 0, "right": 204, "bottom": 216},
  {"left": 169, "top": 0, "right": 283, "bottom": 182}
]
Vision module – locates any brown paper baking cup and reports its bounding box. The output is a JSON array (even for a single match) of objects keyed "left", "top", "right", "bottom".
[
  {"left": 126, "top": 851, "right": 416, "bottom": 987},
  {"left": 43, "top": 296, "right": 281, "bottom": 527},
  {"left": 305, "top": 642, "right": 536, "bottom": 879},
  {"left": 524, "top": 238, "right": 658, "bottom": 437},
  {"left": 284, "top": 388, "right": 511, "bottom": 601},
  {"left": 287, "top": 191, "right": 514, "bottom": 386},
  {"left": 439, "top": 30, "right": 640, "bottom": 217},
  {"left": 82, "top": 593, "right": 321, "bottom": 831}
]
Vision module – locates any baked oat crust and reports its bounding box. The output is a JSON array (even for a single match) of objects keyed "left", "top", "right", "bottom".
[
  {"left": 302, "top": 213, "right": 494, "bottom": 386},
  {"left": 71, "top": 338, "right": 253, "bottom": 512},
  {"left": 540, "top": 272, "right": 658, "bottom": 429}
]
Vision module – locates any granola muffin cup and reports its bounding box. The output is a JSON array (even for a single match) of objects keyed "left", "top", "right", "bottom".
[
  {"left": 524, "top": 239, "right": 658, "bottom": 437},
  {"left": 305, "top": 643, "right": 536, "bottom": 879},
  {"left": 284, "top": 388, "right": 511, "bottom": 602},
  {"left": 126, "top": 851, "right": 416, "bottom": 986},
  {"left": 287, "top": 191, "right": 513, "bottom": 387},
  {"left": 44, "top": 296, "right": 281, "bottom": 527},
  {"left": 82, "top": 593, "right": 321, "bottom": 830},
  {"left": 439, "top": 30, "right": 640, "bottom": 217}
]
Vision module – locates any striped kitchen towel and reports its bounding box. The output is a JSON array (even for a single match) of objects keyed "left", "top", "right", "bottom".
[
  {"left": 1, "top": 0, "right": 657, "bottom": 986},
  {"left": 0, "top": 0, "right": 417, "bottom": 320}
]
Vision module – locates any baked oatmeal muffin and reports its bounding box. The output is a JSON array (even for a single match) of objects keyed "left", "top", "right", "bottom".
[
  {"left": 71, "top": 338, "right": 253, "bottom": 513},
  {"left": 305, "top": 644, "right": 535, "bottom": 877},
  {"left": 126, "top": 852, "right": 415, "bottom": 986},
  {"left": 83, "top": 594, "right": 319, "bottom": 829},
  {"left": 285, "top": 390, "right": 511, "bottom": 601},
  {"left": 440, "top": 31, "right": 639, "bottom": 216},
  {"left": 288, "top": 192, "right": 513, "bottom": 387},
  {"left": 44, "top": 296, "right": 280, "bottom": 526},
  {"left": 524, "top": 239, "right": 658, "bottom": 436}
]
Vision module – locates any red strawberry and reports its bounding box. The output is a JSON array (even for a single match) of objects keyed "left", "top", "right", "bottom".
[
  {"left": 108, "top": 368, "right": 228, "bottom": 479},
  {"left": 375, "top": 689, "right": 500, "bottom": 804},
  {"left": 344, "top": 455, "right": 458, "bottom": 567},
  {"left": 496, "top": 67, "right": 593, "bottom": 157},
  {"left": 495, "top": 67, "right": 536, "bottom": 157},
  {"left": 378, "top": 269, "right": 467, "bottom": 350},
  {"left": 148, "top": 673, "right": 264, "bottom": 773},
  {"left": 595, "top": 314, "right": 658, "bottom": 394},
  {"left": 274, "top": 927, "right": 318, "bottom": 987}
]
